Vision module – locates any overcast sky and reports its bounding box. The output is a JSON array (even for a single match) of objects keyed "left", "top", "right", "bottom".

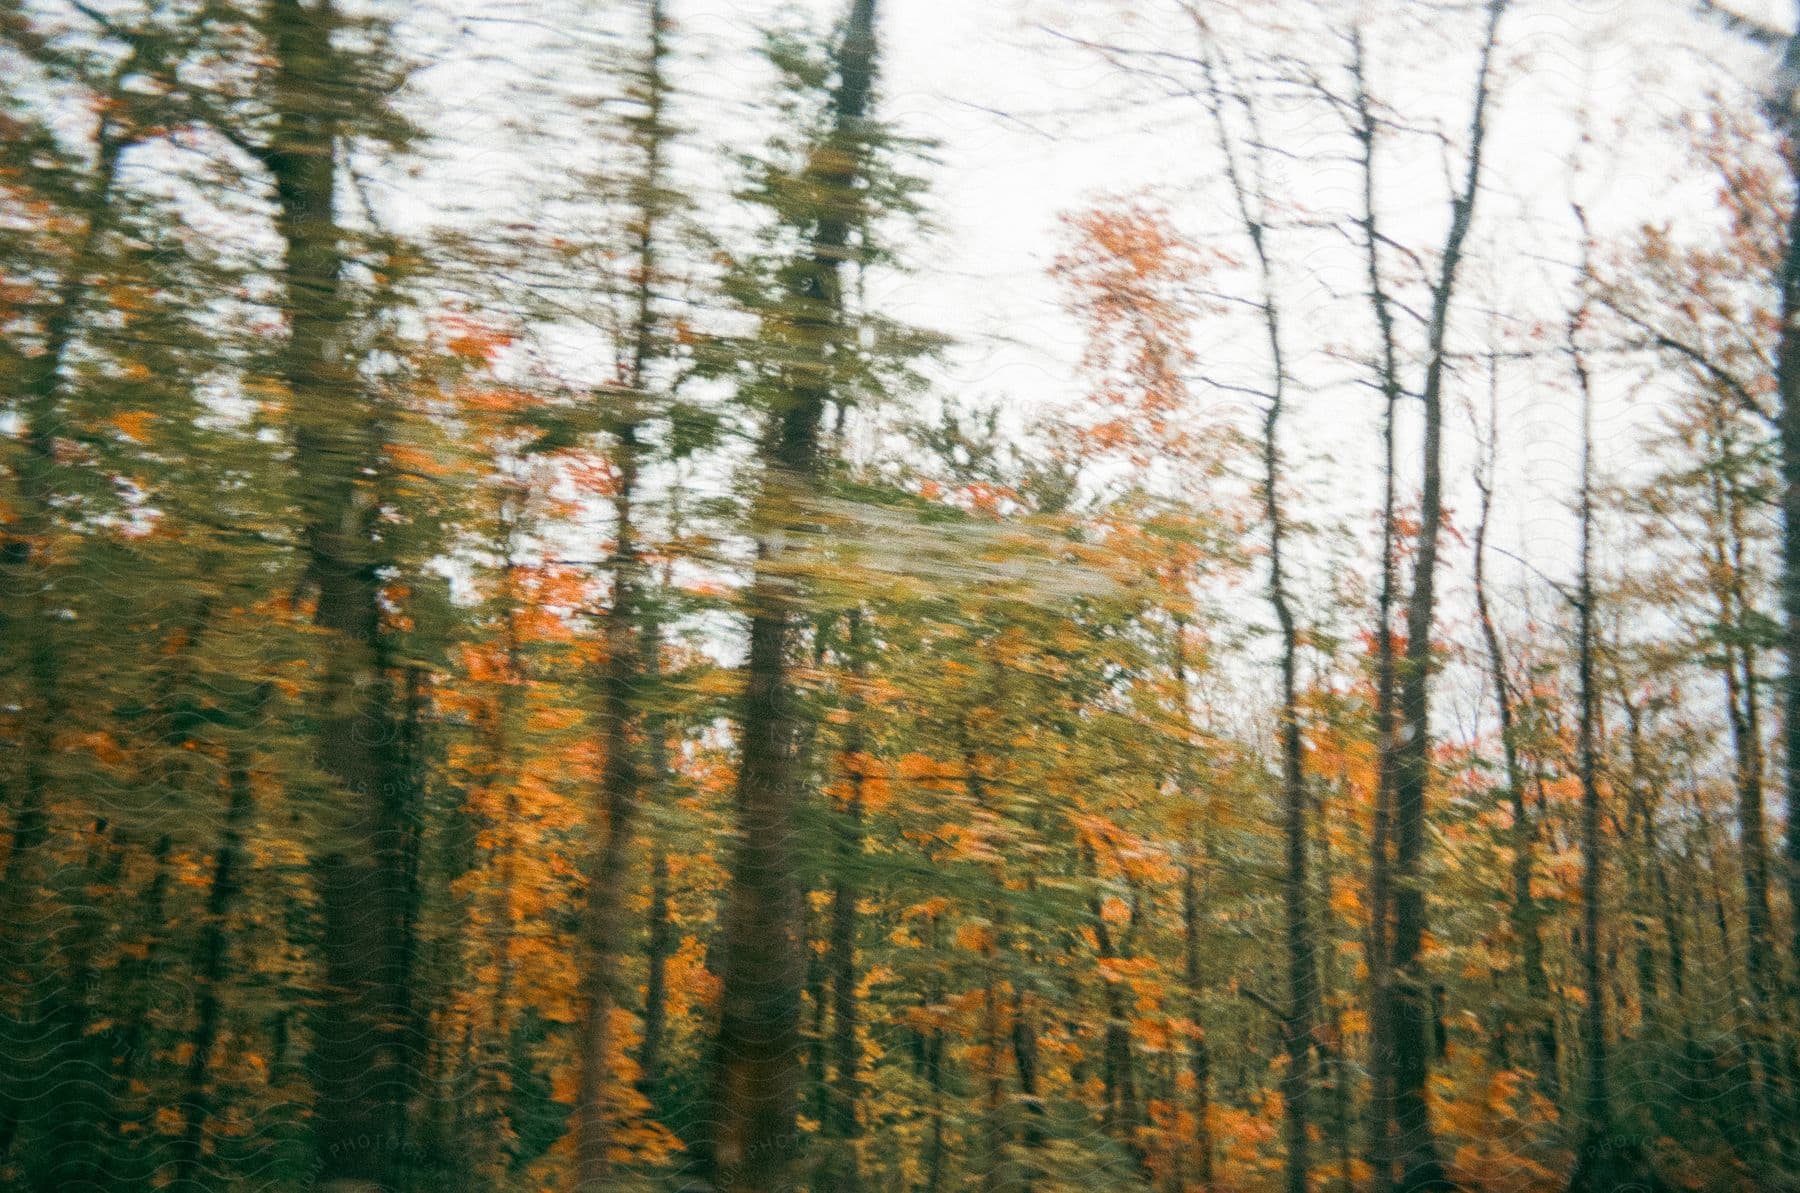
[{"left": 393, "top": 0, "right": 1794, "bottom": 648}]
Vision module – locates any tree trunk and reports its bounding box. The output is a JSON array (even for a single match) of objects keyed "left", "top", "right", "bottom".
[
  {"left": 0, "top": 83, "right": 132, "bottom": 1177},
  {"left": 703, "top": 5, "right": 878, "bottom": 1189},
  {"left": 1472, "top": 386, "right": 1558, "bottom": 1099},
  {"left": 1565, "top": 266, "right": 1664, "bottom": 1193},
  {"left": 1777, "top": 73, "right": 1800, "bottom": 1017},
  {"left": 1372, "top": 11, "right": 1503, "bottom": 1188},
  {"left": 171, "top": 753, "right": 254, "bottom": 1190},
  {"left": 1348, "top": 32, "right": 1403, "bottom": 1178},
  {"left": 265, "top": 1, "right": 412, "bottom": 1183},
  {"left": 1263, "top": 279, "right": 1316, "bottom": 1193},
  {"left": 638, "top": 573, "right": 676, "bottom": 1107},
  {"left": 1182, "top": 857, "right": 1215, "bottom": 1190},
  {"left": 1197, "top": 53, "right": 1317, "bottom": 1186},
  {"left": 819, "top": 611, "right": 868, "bottom": 1193},
  {"left": 575, "top": 418, "right": 647, "bottom": 1186},
  {"left": 574, "top": 8, "right": 673, "bottom": 1183}
]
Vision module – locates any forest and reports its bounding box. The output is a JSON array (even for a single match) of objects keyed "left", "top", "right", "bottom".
[{"left": 5, "top": 0, "right": 1800, "bottom": 1190}]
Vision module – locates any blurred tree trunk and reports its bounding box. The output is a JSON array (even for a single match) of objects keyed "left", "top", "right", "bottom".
[
  {"left": 703, "top": 4, "right": 878, "bottom": 1189},
  {"left": 265, "top": 1, "right": 412, "bottom": 1183}
]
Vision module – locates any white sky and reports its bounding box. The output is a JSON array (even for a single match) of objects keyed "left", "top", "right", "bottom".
[{"left": 391, "top": 0, "right": 1795, "bottom": 663}]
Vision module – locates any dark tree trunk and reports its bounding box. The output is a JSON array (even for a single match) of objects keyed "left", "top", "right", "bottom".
[
  {"left": 639, "top": 847, "right": 673, "bottom": 1102},
  {"left": 1779, "top": 75, "right": 1800, "bottom": 1015},
  {"left": 1263, "top": 272, "right": 1316, "bottom": 1193},
  {"left": 171, "top": 753, "right": 254, "bottom": 1190},
  {"left": 265, "top": 2, "right": 412, "bottom": 1184},
  {"left": 1181, "top": 857, "right": 1215, "bottom": 1191},
  {"left": 575, "top": 8, "right": 673, "bottom": 1183},
  {"left": 575, "top": 416, "right": 647, "bottom": 1186},
  {"left": 636, "top": 570, "right": 676, "bottom": 1107},
  {"left": 1472, "top": 381, "right": 1558, "bottom": 1099},
  {"left": 1095, "top": 895, "right": 1147, "bottom": 1178},
  {"left": 1564, "top": 258, "right": 1664, "bottom": 1193},
  {"left": 1347, "top": 32, "right": 1403, "bottom": 1178},
  {"left": 702, "top": 5, "right": 878, "bottom": 1189},
  {"left": 1372, "top": 11, "right": 1503, "bottom": 1189},
  {"left": 818, "top": 611, "right": 868, "bottom": 1193},
  {"left": 0, "top": 82, "right": 133, "bottom": 1177},
  {"left": 1196, "top": 53, "right": 1316, "bottom": 1187}
]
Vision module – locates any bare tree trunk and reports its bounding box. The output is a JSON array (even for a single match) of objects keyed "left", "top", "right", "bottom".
[
  {"left": 0, "top": 57, "right": 139, "bottom": 1171},
  {"left": 1564, "top": 246, "right": 1664, "bottom": 1193},
  {"left": 1355, "top": 11, "right": 1505, "bottom": 1188},
  {"left": 1692, "top": 0, "right": 1800, "bottom": 1031},
  {"left": 1316, "top": 781, "right": 1355, "bottom": 1193},
  {"left": 637, "top": 604, "right": 675, "bottom": 1109},
  {"left": 1777, "top": 42, "right": 1800, "bottom": 1015},
  {"left": 575, "top": 419, "right": 647, "bottom": 1187},
  {"left": 1171, "top": 616, "right": 1216, "bottom": 1191},
  {"left": 1183, "top": 842, "right": 1216, "bottom": 1193},
  {"left": 1472, "top": 359, "right": 1558, "bottom": 1099},
  {"left": 1194, "top": 50, "right": 1316, "bottom": 1188},
  {"left": 1347, "top": 34, "right": 1404, "bottom": 1177}
]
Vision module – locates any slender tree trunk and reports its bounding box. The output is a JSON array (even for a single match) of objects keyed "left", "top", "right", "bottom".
[
  {"left": 1699, "top": 439, "right": 1788, "bottom": 1162},
  {"left": 1348, "top": 34, "right": 1403, "bottom": 1177},
  {"left": 1012, "top": 986, "right": 1046, "bottom": 1192},
  {"left": 638, "top": 570, "right": 676, "bottom": 1106},
  {"left": 0, "top": 91, "right": 133, "bottom": 1176},
  {"left": 819, "top": 611, "right": 868, "bottom": 1193},
  {"left": 575, "top": 9, "right": 672, "bottom": 1183},
  {"left": 95, "top": 834, "right": 173, "bottom": 1189},
  {"left": 1183, "top": 854, "right": 1215, "bottom": 1192},
  {"left": 1700, "top": 0, "right": 1800, "bottom": 1039},
  {"left": 575, "top": 419, "right": 647, "bottom": 1186},
  {"left": 171, "top": 753, "right": 254, "bottom": 1190},
  {"left": 1564, "top": 266, "right": 1664, "bottom": 1193},
  {"left": 636, "top": 614, "right": 675, "bottom": 1110},
  {"left": 1262, "top": 277, "right": 1316, "bottom": 1193},
  {"left": 1170, "top": 616, "right": 1216, "bottom": 1190},
  {"left": 1316, "top": 773, "right": 1355, "bottom": 1193},
  {"left": 1094, "top": 880, "right": 1148, "bottom": 1180},
  {"left": 1195, "top": 55, "right": 1317, "bottom": 1186},
  {"left": 1472, "top": 383, "right": 1558, "bottom": 1098},
  {"left": 470, "top": 549, "right": 525, "bottom": 1180},
  {"left": 924, "top": 956, "right": 947, "bottom": 1193},
  {"left": 0, "top": 95, "right": 130, "bottom": 886},
  {"left": 703, "top": 6, "right": 877, "bottom": 1188},
  {"left": 1777, "top": 68, "right": 1800, "bottom": 1013},
  {"left": 640, "top": 848, "right": 672, "bottom": 1099},
  {"left": 1365, "top": 12, "right": 1503, "bottom": 1188}
]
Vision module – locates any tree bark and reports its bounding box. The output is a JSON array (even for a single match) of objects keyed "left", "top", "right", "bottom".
[
  {"left": 574, "top": 7, "right": 674, "bottom": 1183},
  {"left": 1471, "top": 367, "right": 1558, "bottom": 1099},
  {"left": 1194, "top": 51, "right": 1317, "bottom": 1187},
  {"left": 703, "top": 6, "right": 879, "bottom": 1189},
  {"left": 171, "top": 752, "right": 254, "bottom": 1190},
  {"left": 1367, "top": 10, "right": 1504, "bottom": 1188},
  {"left": 1565, "top": 248, "right": 1664, "bottom": 1193},
  {"left": 818, "top": 611, "right": 868, "bottom": 1193},
  {"left": 0, "top": 56, "right": 138, "bottom": 1171},
  {"left": 265, "top": 1, "right": 412, "bottom": 1183}
]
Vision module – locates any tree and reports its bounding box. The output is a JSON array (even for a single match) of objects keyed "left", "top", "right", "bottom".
[
  {"left": 572, "top": 1, "right": 686, "bottom": 1183},
  {"left": 1345, "top": 9, "right": 1508, "bottom": 1188},
  {"left": 257, "top": 0, "right": 424, "bottom": 1183},
  {"left": 699, "top": 4, "right": 898, "bottom": 1187},
  {"left": 1566, "top": 221, "right": 1669, "bottom": 1193}
]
